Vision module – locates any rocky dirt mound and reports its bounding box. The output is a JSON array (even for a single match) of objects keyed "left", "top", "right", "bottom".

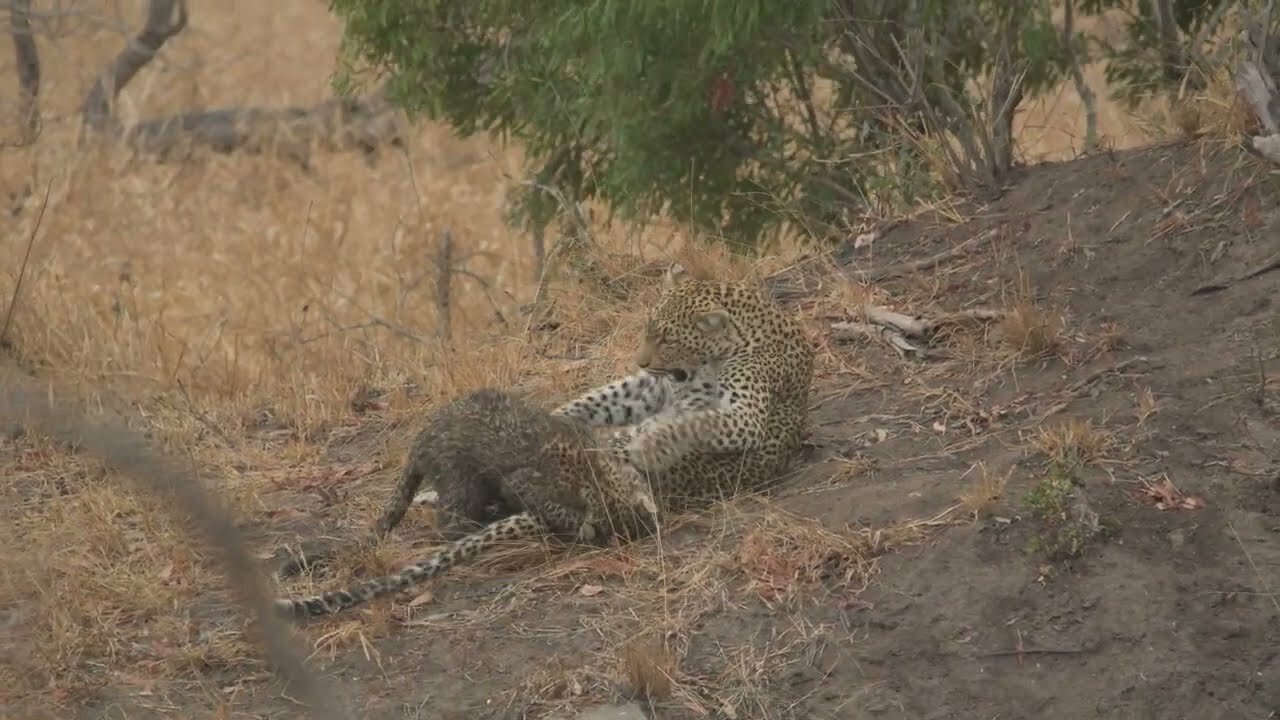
[{"left": 772, "top": 139, "right": 1280, "bottom": 719}]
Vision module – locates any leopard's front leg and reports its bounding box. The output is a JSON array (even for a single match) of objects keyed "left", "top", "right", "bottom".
[{"left": 552, "top": 371, "right": 675, "bottom": 429}]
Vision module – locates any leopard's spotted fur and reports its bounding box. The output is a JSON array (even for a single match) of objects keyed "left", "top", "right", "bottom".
[
  {"left": 554, "top": 264, "right": 815, "bottom": 511},
  {"left": 272, "top": 388, "right": 657, "bottom": 619}
]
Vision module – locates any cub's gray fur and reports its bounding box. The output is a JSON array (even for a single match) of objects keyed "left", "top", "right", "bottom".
[{"left": 275, "top": 387, "right": 653, "bottom": 578}]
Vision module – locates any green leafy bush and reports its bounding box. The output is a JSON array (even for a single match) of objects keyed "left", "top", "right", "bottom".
[{"left": 329, "top": 0, "right": 1258, "bottom": 251}]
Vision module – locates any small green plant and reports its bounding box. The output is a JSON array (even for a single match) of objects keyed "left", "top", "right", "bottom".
[
  {"left": 1079, "top": 0, "right": 1256, "bottom": 108},
  {"left": 1022, "top": 535, "right": 1043, "bottom": 556},
  {"left": 1022, "top": 459, "right": 1103, "bottom": 561},
  {"left": 1024, "top": 465, "right": 1077, "bottom": 524},
  {"left": 1049, "top": 521, "right": 1090, "bottom": 560}
]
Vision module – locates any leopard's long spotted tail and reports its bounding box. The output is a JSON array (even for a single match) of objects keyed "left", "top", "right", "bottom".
[{"left": 273, "top": 513, "right": 546, "bottom": 620}]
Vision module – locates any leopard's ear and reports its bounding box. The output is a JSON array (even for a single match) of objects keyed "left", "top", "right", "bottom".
[
  {"left": 696, "top": 308, "right": 731, "bottom": 334},
  {"left": 662, "top": 262, "right": 692, "bottom": 291}
]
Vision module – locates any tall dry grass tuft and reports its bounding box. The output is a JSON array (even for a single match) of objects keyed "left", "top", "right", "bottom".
[{"left": 619, "top": 636, "right": 678, "bottom": 702}]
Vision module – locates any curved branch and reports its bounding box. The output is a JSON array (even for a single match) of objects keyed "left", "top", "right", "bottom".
[
  {"left": 66, "top": 0, "right": 403, "bottom": 164},
  {"left": 9, "top": 0, "right": 40, "bottom": 144},
  {"left": 81, "top": 0, "right": 189, "bottom": 133}
]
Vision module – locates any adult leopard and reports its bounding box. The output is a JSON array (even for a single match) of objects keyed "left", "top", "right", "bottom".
[{"left": 554, "top": 263, "right": 815, "bottom": 511}]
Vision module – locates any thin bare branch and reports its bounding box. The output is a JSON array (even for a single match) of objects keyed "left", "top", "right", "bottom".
[
  {"left": 1062, "top": 0, "right": 1099, "bottom": 154},
  {"left": 1151, "top": 0, "right": 1195, "bottom": 87},
  {"left": 0, "top": 179, "right": 49, "bottom": 349},
  {"left": 9, "top": 0, "right": 40, "bottom": 144},
  {"left": 81, "top": 0, "right": 189, "bottom": 133},
  {"left": 435, "top": 229, "right": 455, "bottom": 342}
]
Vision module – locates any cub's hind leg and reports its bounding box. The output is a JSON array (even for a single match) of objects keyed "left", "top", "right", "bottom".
[
  {"left": 371, "top": 460, "right": 428, "bottom": 540},
  {"left": 499, "top": 467, "right": 593, "bottom": 542}
]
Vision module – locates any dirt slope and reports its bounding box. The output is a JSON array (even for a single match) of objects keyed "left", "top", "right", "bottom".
[
  {"left": 57, "top": 139, "right": 1280, "bottom": 720},
  {"left": 775, "top": 140, "right": 1280, "bottom": 719}
]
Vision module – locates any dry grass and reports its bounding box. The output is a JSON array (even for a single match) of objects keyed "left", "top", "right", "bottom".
[
  {"left": 0, "top": 0, "right": 1207, "bottom": 716},
  {"left": 618, "top": 637, "right": 678, "bottom": 702},
  {"left": 1135, "top": 386, "right": 1160, "bottom": 424},
  {"left": 1000, "top": 300, "right": 1068, "bottom": 360},
  {"left": 486, "top": 502, "right": 957, "bottom": 717},
  {"left": 958, "top": 461, "right": 1013, "bottom": 520},
  {"left": 991, "top": 273, "right": 1069, "bottom": 362},
  {"left": 1029, "top": 417, "right": 1116, "bottom": 470}
]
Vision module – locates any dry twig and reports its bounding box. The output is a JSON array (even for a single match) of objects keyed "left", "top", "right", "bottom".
[
  {"left": 831, "top": 304, "right": 1005, "bottom": 360},
  {"left": 81, "top": 0, "right": 189, "bottom": 133},
  {"left": 1191, "top": 249, "right": 1280, "bottom": 295},
  {"left": 1, "top": 179, "right": 50, "bottom": 349},
  {"left": 8, "top": 0, "right": 40, "bottom": 145},
  {"left": 436, "top": 229, "right": 455, "bottom": 342}
]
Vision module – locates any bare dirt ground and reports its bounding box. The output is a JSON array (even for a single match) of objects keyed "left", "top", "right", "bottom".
[
  {"left": 778, "top": 141, "right": 1280, "bottom": 720},
  {"left": 11, "top": 138, "right": 1274, "bottom": 720}
]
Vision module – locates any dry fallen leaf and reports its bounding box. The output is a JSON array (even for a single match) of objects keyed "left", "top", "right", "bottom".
[
  {"left": 1130, "top": 477, "right": 1206, "bottom": 511},
  {"left": 578, "top": 584, "right": 605, "bottom": 597},
  {"left": 540, "top": 554, "right": 633, "bottom": 581},
  {"left": 323, "top": 461, "right": 382, "bottom": 485},
  {"left": 1179, "top": 494, "right": 1207, "bottom": 510}
]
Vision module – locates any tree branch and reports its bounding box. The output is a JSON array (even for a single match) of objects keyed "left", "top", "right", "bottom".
[
  {"left": 119, "top": 89, "right": 405, "bottom": 167},
  {"left": 9, "top": 0, "right": 40, "bottom": 145},
  {"left": 434, "top": 229, "right": 454, "bottom": 343},
  {"left": 1151, "top": 0, "right": 1196, "bottom": 87},
  {"left": 1235, "top": 1, "right": 1280, "bottom": 165},
  {"left": 81, "top": 0, "right": 189, "bottom": 133},
  {"left": 1062, "top": 0, "right": 1099, "bottom": 154}
]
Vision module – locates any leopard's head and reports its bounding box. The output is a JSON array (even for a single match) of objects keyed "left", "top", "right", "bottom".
[{"left": 634, "top": 263, "right": 744, "bottom": 382}]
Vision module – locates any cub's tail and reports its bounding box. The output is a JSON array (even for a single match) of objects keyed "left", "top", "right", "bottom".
[{"left": 273, "top": 513, "right": 546, "bottom": 619}]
